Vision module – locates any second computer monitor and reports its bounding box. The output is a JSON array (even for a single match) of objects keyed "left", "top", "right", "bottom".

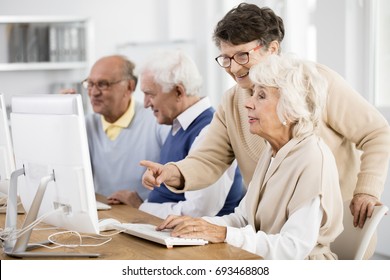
[
  {"left": 0, "top": 93, "right": 15, "bottom": 195},
  {"left": 10, "top": 94, "right": 99, "bottom": 234}
]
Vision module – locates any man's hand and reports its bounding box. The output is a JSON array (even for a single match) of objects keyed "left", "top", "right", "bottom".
[
  {"left": 60, "top": 88, "right": 77, "bottom": 94},
  {"left": 350, "top": 194, "right": 381, "bottom": 228},
  {"left": 107, "top": 190, "right": 143, "bottom": 208}
]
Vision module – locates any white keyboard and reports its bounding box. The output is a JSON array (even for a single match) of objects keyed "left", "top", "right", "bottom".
[
  {"left": 96, "top": 200, "right": 112, "bottom": 210},
  {"left": 115, "top": 223, "right": 208, "bottom": 249},
  {"left": 0, "top": 192, "right": 7, "bottom": 205}
]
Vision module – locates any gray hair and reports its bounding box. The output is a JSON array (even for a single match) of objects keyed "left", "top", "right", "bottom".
[
  {"left": 249, "top": 53, "right": 327, "bottom": 138},
  {"left": 101, "top": 55, "right": 138, "bottom": 88},
  {"left": 120, "top": 55, "right": 138, "bottom": 88},
  {"left": 137, "top": 50, "right": 203, "bottom": 96}
]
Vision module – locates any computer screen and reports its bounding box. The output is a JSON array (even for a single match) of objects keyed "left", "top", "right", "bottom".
[
  {"left": 10, "top": 94, "right": 99, "bottom": 236},
  {"left": 0, "top": 93, "right": 15, "bottom": 196}
]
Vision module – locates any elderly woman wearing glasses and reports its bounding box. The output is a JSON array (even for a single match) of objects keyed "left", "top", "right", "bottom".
[{"left": 149, "top": 54, "right": 344, "bottom": 260}]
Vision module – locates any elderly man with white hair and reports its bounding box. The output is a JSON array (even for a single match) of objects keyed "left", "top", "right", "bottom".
[{"left": 134, "top": 50, "right": 245, "bottom": 219}]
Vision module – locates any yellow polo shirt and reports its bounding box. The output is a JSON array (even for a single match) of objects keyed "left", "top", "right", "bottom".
[{"left": 101, "top": 100, "right": 135, "bottom": 140}]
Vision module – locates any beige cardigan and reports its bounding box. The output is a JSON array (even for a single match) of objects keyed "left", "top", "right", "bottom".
[
  {"left": 173, "top": 63, "right": 390, "bottom": 202},
  {"left": 205, "top": 135, "right": 343, "bottom": 259}
]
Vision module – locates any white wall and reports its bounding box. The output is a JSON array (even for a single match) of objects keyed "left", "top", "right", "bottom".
[
  {"left": 0, "top": 0, "right": 286, "bottom": 107},
  {"left": 0, "top": 0, "right": 377, "bottom": 102},
  {"left": 0, "top": 0, "right": 232, "bottom": 107},
  {"left": 0, "top": 0, "right": 165, "bottom": 55}
]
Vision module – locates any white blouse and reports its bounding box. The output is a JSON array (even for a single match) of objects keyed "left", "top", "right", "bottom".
[{"left": 204, "top": 196, "right": 323, "bottom": 259}]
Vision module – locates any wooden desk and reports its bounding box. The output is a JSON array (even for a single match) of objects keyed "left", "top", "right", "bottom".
[{"left": 0, "top": 197, "right": 261, "bottom": 260}]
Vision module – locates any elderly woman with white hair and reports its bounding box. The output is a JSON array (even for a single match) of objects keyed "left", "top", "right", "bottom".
[{"left": 154, "top": 54, "right": 344, "bottom": 260}]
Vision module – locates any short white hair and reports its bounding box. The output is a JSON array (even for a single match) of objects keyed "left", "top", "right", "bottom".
[
  {"left": 249, "top": 53, "right": 327, "bottom": 138},
  {"left": 137, "top": 49, "right": 203, "bottom": 96}
]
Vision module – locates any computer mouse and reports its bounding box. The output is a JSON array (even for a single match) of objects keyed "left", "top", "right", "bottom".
[{"left": 98, "top": 218, "right": 121, "bottom": 232}]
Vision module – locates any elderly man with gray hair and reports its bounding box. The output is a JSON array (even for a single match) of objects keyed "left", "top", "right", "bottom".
[{"left": 137, "top": 50, "right": 245, "bottom": 219}]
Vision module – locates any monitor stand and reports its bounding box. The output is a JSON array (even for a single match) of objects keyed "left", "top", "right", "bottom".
[{"left": 3, "top": 167, "right": 99, "bottom": 258}]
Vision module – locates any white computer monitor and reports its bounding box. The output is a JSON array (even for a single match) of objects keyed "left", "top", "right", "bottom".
[
  {"left": 0, "top": 93, "right": 16, "bottom": 196},
  {"left": 5, "top": 94, "right": 99, "bottom": 257}
]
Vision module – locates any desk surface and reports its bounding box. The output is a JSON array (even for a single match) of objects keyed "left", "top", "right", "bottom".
[{"left": 0, "top": 196, "right": 261, "bottom": 260}]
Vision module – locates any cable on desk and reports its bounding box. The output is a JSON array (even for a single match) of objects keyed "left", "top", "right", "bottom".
[
  {"left": 1, "top": 206, "right": 124, "bottom": 250},
  {"left": 27, "top": 226, "right": 126, "bottom": 249},
  {"left": 38, "top": 231, "right": 113, "bottom": 249},
  {"left": 0, "top": 206, "right": 63, "bottom": 245}
]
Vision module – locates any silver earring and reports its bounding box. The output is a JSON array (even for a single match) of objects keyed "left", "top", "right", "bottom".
[{"left": 282, "top": 120, "right": 287, "bottom": 126}]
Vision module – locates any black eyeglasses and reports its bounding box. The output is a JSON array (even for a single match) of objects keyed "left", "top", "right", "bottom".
[
  {"left": 215, "top": 45, "right": 262, "bottom": 68},
  {"left": 81, "top": 79, "right": 126, "bottom": 91}
]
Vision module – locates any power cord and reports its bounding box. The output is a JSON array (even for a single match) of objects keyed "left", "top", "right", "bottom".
[
  {"left": 1, "top": 205, "right": 128, "bottom": 251},
  {"left": 0, "top": 206, "right": 63, "bottom": 245}
]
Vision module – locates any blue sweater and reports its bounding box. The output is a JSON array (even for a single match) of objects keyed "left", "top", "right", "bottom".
[
  {"left": 148, "top": 107, "right": 244, "bottom": 216},
  {"left": 86, "top": 101, "right": 170, "bottom": 200}
]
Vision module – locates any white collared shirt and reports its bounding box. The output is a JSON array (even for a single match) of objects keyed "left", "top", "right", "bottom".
[
  {"left": 139, "top": 97, "right": 239, "bottom": 219},
  {"left": 171, "top": 96, "right": 211, "bottom": 136}
]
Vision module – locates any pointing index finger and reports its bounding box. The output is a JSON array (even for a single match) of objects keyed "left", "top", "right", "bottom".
[{"left": 140, "top": 160, "right": 159, "bottom": 172}]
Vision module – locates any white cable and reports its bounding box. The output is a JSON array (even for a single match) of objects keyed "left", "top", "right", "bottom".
[
  {"left": 1, "top": 205, "right": 125, "bottom": 250},
  {"left": 0, "top": 206, "right": 64, "bottom": 243},
  {"left": 48, "top": 231, "right": 112, "bottom": 247},
  {"left": 15, "top": 207, "right": 63, "bottom": 239},
  {"left": 27, "top": 229, "right": 125, "bottom": 249}
]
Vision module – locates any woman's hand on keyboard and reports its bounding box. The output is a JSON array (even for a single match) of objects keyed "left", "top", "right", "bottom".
[{"left": 157, "top": 215, "right": 227, "bottom": 243}]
